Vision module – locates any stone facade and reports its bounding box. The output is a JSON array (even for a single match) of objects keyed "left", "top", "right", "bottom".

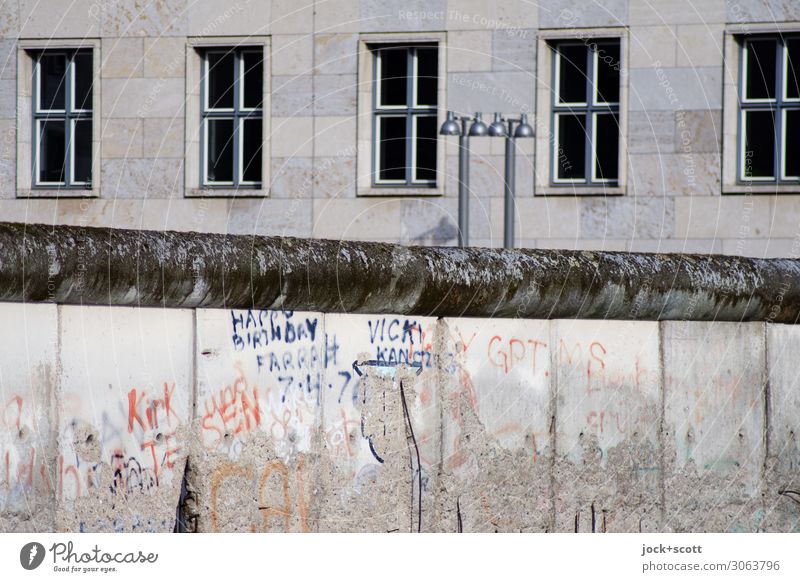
[{"left": 0, "top": 1, "right": 798, "bottom": 256}]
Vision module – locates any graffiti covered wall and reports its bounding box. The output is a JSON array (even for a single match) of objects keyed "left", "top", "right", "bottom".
[{"left": 1, "top": 304, "right": 798, "bottom": 533}]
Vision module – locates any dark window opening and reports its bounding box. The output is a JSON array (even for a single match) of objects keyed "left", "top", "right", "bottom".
[
  {"left": 33, "top": 49, "right": 92, "bottom": 188},
  {"left": 551, "top": 39, "right": 620, "bottom": 186},
  {"left": 739, "top": 36, "right": 800, "bottom": 183},
  {"left": 372, "top": 44, "right": 438, "bottom": 187},
  {"left": 202, "top": 47, "right": 264, "bottom": 187}
]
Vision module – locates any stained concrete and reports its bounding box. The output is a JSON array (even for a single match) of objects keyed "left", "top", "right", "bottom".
[{"left": 2, "top": 302, "right": 798, "bottom": 533}]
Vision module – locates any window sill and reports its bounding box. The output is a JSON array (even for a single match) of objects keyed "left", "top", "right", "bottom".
[
  {"left": 723, "top": 184, "right": 800, "bottom": 195},
  {"left": 18, "top": 188, "right": 99, "bottom": 199},
  {"left": 357, "top": 186, "right": 443, "bottom": 197},
  {"left": 186, "top": 188, "right": 269, "bottom": 198},
  {"left": 536, "top": 185, "right": 626, "bottom": 196}
]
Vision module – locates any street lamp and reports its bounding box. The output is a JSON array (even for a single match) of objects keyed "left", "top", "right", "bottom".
[
  {"left": 440, "top": 110, "right": 534, "bottom": 249},
  {"left": 439, "top": 111, "right": 476, "bottom": 248},
  {"left": 501, "top": 113, "right": 534, "bottom": 249}
]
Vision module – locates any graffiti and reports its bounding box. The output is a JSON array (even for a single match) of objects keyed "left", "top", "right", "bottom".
[
  {"left": 202, "top": 364, "right": 262, "bottom": 446},
  {"left": 368, "top": 318, "right": 433, "bottom": 368},
  {"left": 487, "top": 335, "right": 550, "bottom": 375},
  {"left": 127, "top": 383, "right": 181, "bottom": 434},
  {"left": 231, "top": 309, "right": 319, "bottom": 352},
  {"left": 210, "top": 457, "right": 309, "bottom": 532}
]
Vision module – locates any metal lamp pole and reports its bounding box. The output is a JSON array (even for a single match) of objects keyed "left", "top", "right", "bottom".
[
  {"left": 489, "top": 113, "right": 534, "bottom": 249},
  {"left": 440, "top": 111, "right": 488, "bottom": 248}
]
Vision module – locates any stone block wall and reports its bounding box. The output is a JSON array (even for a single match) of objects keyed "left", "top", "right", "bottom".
[
  {"left": 1, "top": 302, "right": 797, "bottom": 533},
  {"left": 0, "top": 1, "right": 799, "bottom": 254}
]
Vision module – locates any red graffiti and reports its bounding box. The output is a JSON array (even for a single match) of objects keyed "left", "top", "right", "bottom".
[
  {"left": 202, "top": 364, "right": 262, "bottom": 445},
  {"left": 127, "top": 382, "right": 181, "bottom": 434}
]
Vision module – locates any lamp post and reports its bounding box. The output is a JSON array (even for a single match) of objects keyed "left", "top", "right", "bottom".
[
  {"left": 489, "top": 113, "right": 534, "bottom": 249},
  {"left": 440, "top": 111, "right": 533, "bottom": 249},
  {"left": 439, "top": 111, "right": 487, "bottom": 248}
]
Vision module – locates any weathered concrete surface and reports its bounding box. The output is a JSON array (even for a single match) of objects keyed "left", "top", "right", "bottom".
[
  {"left": 3, "top": 223, "right": 800, "bottom": 321},
  {"left": 763, "top": 325, "right": 800, "bottom": 532},
  {"left": 553, "top": 320, "right": 662, "bottom": 533},
  {"left": 1, "top": 303, "right": 798, "bottom": 533},
  {"left": 56, "top": 306, "right": 193, "bottom": 533},
  {"left": 662, "top": 321, "right": 766, "bottom": 532},
  {"left": 0, "top": 303, "right": 57, "bottom": 532}
]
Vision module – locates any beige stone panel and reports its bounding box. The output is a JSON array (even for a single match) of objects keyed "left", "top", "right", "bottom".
[
  {"left": 101, "top": 38, "right": 144, "bottom": 79},
  {"left": 448, "top": 31, "right": 493, "bottom": 72},
  {"left": 271, "top": 117, "right": 314, "bottom": 158},
  {"left": 628, "top": 153, "right": 720, "bottom": 197},
  {"left": 314, "top": 0, "right": 360, "bottom": 33},
  {"left": 629, "top": 26, "right": 676, "bottom": 68},
  {"left": 676, "top": 25, "right": 724, "bottom": 68},
  {"left": 721, "top": 238, "right": 798, "bottom": 259},
  {"left": 446, "top": 0, "right": 496, "bottom": 31},
  {"left": 100, "top": 118, "right": 144, "bottom": 158},
  {"left": 226, "top": 198, "right": 312, "bottom": 237},
  {"left": 272, "top": 0, "right": 314, "bottom": 34},
  {"left": 675, "top": 196, "right": 771, "bottom": 239},
  {"left": 102, "top": 78, "right": 185, "bottom": 118},
  {"left": 312, "top": 198, "right": 402, "bottom": 241},
  {"left": 143, "top": 38, "right": 187, "bottom": 78},
  {"left": 629, "top": 0, "right": 726, "bottom": 26},
  {"left": 272, "top": 35, "right": 314, "bottom": 76},
  {"left": 188, "top": 0, "right": 271, "bottom": 36},
  {"left": 139, "top": 198, "right": 229, "bottom": 233},
  {"left": 18, "top": 0, "right": 100, "bottom": 37},
  {"left": 534, "top": 238, "right": 630, "bottom": 252},
  {"left": 313, "top": 117, "right": 356, "bottom": 157},
  {"left": 491, "top": 197, "right": 581, "bottom": 239},
  {"left": 770, "top": 196, "right": 800, "bottom": 241},
  {"left": 143, "top": 118, "right": 184, "bottom": 159}
]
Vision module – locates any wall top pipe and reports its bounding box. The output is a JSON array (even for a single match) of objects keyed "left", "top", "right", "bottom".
[{"left": 1, "top": 222, "right": 799, "bottom": 322}]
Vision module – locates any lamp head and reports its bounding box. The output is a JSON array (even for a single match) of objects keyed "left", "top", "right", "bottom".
[
  {"left": 513, "top": 113, "right": 535, "bottom": 138},
  {"left": 488, "top": 112, "right": 507, "bottom": 137},
  {"left": 468, "top": 112, "right": 488, "bottom": 137},
  {"left": 439, "top": 111, "right": 461, "bottom": 136}
]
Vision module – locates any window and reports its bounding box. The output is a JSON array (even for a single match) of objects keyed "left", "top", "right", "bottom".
[
  {"left": 32, "top": 49, "right": 92, "bottom": 188},
  {"left": 201, "top": 47, "right": 263, "bottom": 187},
  {"left": 372, "top": 44, "right": 438, "bottom": 187},
  {"left": 738, "top": 36, "right": 800, "bottom": 183},
  {"left": 551, "top": 40, "right": 620, "bottom": 185}
]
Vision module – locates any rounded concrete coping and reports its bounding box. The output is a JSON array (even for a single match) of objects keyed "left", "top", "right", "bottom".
[{"left": 1, "top": 222, "right": 799, "bottom": 322}]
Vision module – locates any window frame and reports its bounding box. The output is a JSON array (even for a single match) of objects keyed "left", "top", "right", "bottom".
[
  {"left": 371, "top": 43, "right": 439, "bottom": 188},
  {"left": 200, "top": 46, "right": 264, "bottom": 189},
  {"left": 737, "top": 34, "right": 800, "bottom": 185},
  {"left": 31, "top": 48, "right": 93, "bottom": 189},
  {"left": 550, "top": 39, "right": 621, "bottom": 187}
]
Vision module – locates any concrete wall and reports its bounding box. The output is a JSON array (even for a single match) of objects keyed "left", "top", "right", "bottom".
[
  {"left": 1, "top": 302, "right": 798, "bottom": 532},
  {"left": 0, "top": 1, "right": 799, "bottom": 255}
]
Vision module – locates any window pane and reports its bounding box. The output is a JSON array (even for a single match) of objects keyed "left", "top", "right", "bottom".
[
  {"left": 207, "top": 119, "right": 234, "bottom": 183},
  {"left": 242, "top": 118, "right": 262, "bottom": 183},
  {"left": 38, "top": 53, "right": 66, "bottom": 110},
  {"left": 594, "top": 113, "right": 619, "bottom": 181},
  {"left": 242, "top": 51, "right": 263, "bottom": 109},
  {"left": 595, "top": 42, "right": 620, "bottom": 104},
  {"left": 415, "top": 115, "right": 437, "bottom": 181},
  {"left": 743, "top": 110, "right": 775, "bottom": 178},
  {"left": 73, "top": 119, "right": 92, "bottom": 183},
  {"left": 786, "top": 39, "right": 800, "bottom": 99},
  {"left": 784, "top": 110, "right": 800, "bottom": 178},
  {"left": 378, "top": 116, "right": 407, "bottom": 181},
  {"left": 745, "top": 39, "right": 776, "bottom": 100},
  {"left": 379, "top": 48, "right": 407, "bottom": 107},
  {"left": 556, "top": 113, "right": 586, "bottom": 180},
  {"left": 38, "top": 120, "right": 66, "bottom": 183},
  {"left": 73, "top": 51, "right": 93, "bottom": 110},
  {"left": 207, "top": 51, "right": 235, "bottom": 109},
  {"left": 558, "top": 44, "right": 587, "bottom": 103},
  {"left": 416, "top": 47, "right": 438, "bottom": 106}
]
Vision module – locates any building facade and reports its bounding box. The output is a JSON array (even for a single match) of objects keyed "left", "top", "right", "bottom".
[{"left": 0, "top": 0, "right": 798, "bottom": 256}]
